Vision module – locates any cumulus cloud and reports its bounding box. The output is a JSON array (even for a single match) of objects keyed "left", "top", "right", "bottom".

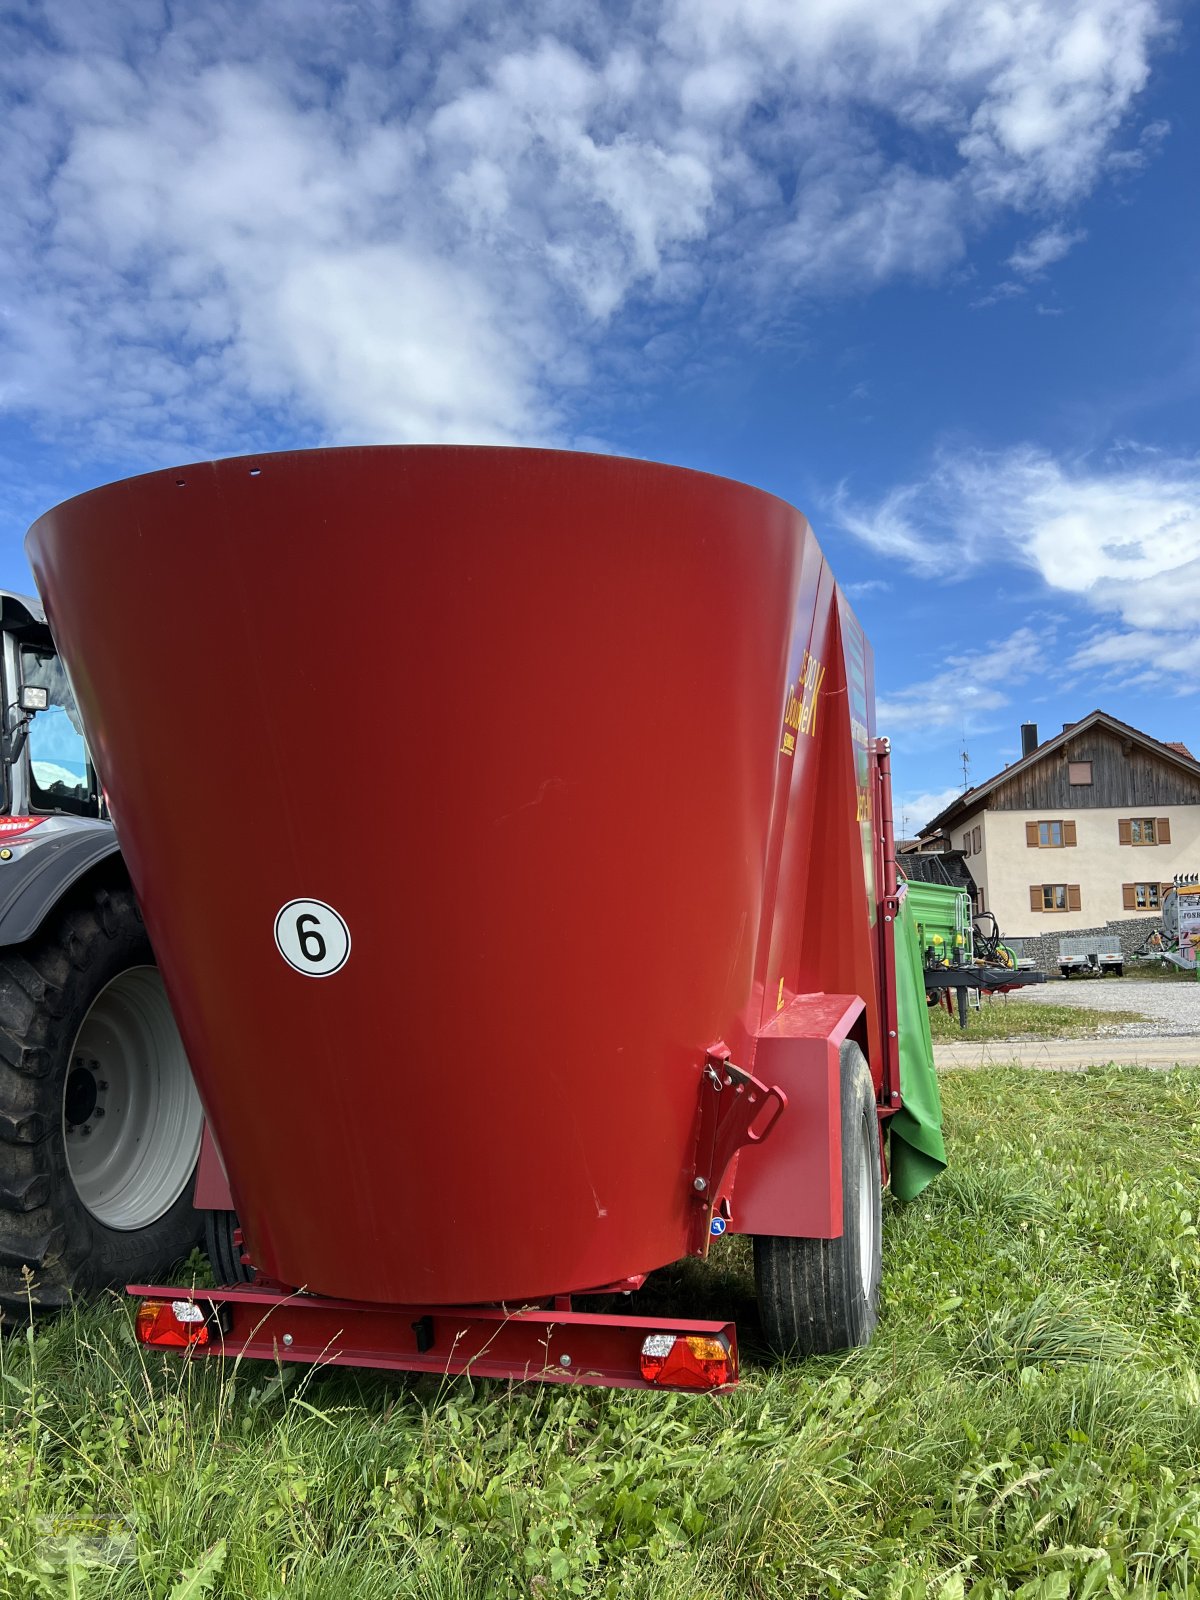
[
  {"left": 835, "top": 445, "right": 1200, "bottom": 598},
  {"left": 0, "top": 0, "right": 1173, "bottom": 456},
  {"left": 836, "top": 444, "right": 1200, "bottom": 704}
]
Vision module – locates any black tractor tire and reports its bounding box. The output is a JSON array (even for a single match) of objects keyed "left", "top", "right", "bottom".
[
  {"left": 0, "top": 884, "right": 203, "bottom": 1317},
  {"left": 753, "top": 1039, "right": 882, "bottom": 1357},
  {"left": 205, "top": 1208, "right": 255, "bottom": 1287}
]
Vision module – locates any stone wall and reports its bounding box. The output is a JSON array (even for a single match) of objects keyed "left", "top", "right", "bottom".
[{"left": 1004, "top": 915, "right": 1161, "bottom": 974}]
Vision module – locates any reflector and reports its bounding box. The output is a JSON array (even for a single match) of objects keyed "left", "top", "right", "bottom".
[
  {"left": 639, "top": 1332, "right": 733, "bottom": 1389},
  {"left": 135, "top": 1299, "right": 210, "bottom": 1348}
]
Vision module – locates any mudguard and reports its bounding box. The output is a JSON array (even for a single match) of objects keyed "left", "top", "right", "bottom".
[{"left": 0, "top": 818, "right": 122, "bottom": 948}]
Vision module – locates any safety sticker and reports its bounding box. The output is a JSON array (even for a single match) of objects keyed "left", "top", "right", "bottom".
[
  {"left": 709, "top": 1216, "right": 727, "bottom": 1237},
  {"left": 274, "top": 899, "right": 351, "bottom": 977}
]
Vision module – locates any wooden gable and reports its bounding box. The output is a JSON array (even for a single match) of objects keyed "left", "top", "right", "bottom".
[{"left": 986, "top": 724, "right": 1200, "bottom": 811}]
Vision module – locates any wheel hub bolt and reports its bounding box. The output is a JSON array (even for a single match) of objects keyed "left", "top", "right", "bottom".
[{"left": 93, "top": 1107, "right": 105, "bottom": 1117}]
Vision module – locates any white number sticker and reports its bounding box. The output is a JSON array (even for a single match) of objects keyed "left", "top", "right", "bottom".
[{"left": 274, "top": 899, "right": 351, "bottom": 977}]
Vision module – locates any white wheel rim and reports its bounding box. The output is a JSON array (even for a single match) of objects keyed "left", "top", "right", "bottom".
[
  {"left": 857, "top": 1115, "right": 876, "bottom": 1300},
  {"left": 62, "top": 966, "right": 202, "bottom": 1231}
]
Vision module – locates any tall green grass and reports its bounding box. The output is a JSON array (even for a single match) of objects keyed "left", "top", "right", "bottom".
[{"left": 2, "top": 1067, "right": 1199, "bottom": 1598}]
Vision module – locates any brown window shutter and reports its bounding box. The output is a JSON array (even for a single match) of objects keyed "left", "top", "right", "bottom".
[
  {"left": 1063, "top": 820, "right": 1077, "bottom": 846},
  {"left": 1030, "top": 885, "right": 1042, "bottom": 912},
  {"left": 1067, "top": 884, "right": 1081, "bottom": 912},
  {"left": 1118, "top": 818, "right": 1132, "bottom": 845},
  {"left": 1026, "top": 821, "right": 1039, "bottom": 847},
  {"left": 1158, "top": 818, "right": 1172, "bottom": 844},
  {"left": 1122, "top": 884, "right": 1136, "bottom": 910}
]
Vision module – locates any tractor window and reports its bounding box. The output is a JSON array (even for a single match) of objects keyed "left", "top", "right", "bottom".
[{"left": 19, "top": 648, "right": 101, "bottom": 818}]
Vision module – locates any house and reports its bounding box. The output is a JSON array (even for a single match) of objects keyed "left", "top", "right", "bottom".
[{"left": 917, "top": 711, "right": 1200, "bottom": 958}]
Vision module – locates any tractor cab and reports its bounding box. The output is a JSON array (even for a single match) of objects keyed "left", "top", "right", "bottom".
[{"left": 1, "top": 589, "right": 104, "bottom": 826}]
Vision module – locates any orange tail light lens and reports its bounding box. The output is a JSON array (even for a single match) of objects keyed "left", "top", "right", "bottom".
[
  {"left": 639, "top": 1333, "right": 733, "bottom": 1389},
  {"left": 135, "top": 1299, "right": 210, "bottom": 1348}
]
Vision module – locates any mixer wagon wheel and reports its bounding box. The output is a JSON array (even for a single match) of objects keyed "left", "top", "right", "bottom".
[
  {"left": 752, "top": 1040, "right": 882, "bottom": 1357},
  {"left": 204, "top": 1209, "right": 255, "bottom": 1286},
  {"left": 0, "top": 885, "right": 204, "bottom": 1316}
]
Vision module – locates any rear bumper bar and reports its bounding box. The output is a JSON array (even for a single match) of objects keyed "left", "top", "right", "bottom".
[{"left": 127, "top": 1281, "right": 739, "bottom": 1391}]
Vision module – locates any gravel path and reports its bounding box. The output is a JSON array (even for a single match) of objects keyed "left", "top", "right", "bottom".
[
  {"left": 1009, "top": 976, "right": 1200, "bottom": 1037},
  {"left": 934, "top": 1034, "right": 1200, "bottom": 1070}
]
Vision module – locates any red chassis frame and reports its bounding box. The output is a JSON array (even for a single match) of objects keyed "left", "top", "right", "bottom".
[{"left": 128, "top": 1281, "right": 738, "bottom": 1392}]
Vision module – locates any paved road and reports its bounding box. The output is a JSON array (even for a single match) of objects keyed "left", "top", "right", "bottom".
[{"left": 934, "top": 1034, "right": 1200, "bottom": 1071}]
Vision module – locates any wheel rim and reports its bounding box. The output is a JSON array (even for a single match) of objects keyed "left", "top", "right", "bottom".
[
  {"left": 857, "top": 1114, "right": 876, "bottom": 1301},
  {"left": 62, "top": 966, "right": 202, "bottom": 1230}
]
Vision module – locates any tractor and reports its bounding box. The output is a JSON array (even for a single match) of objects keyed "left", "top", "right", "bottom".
[{"left": 0, "top": 590, "right": 201, "bottom": 1315}]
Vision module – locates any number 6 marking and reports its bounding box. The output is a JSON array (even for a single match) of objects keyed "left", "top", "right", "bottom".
[{"left": 274, "top": 899, "right": 351, "bottom": 977}]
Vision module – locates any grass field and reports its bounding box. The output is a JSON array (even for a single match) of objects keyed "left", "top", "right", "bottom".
[
  {"left": 3, "top": 1067, "right": 1200, "bottom": 1599},
  {"left": 927, "top": 998, "right": 1147, "bottom": 1041}
]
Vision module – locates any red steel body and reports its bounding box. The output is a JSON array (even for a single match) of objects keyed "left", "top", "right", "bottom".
[{"left": 28, "top": 448, "right": 880, "bottom": 1307}]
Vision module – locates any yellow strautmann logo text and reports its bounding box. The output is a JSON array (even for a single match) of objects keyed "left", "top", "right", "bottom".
[{"left": 779, "top": 650, "right": 826, "bottom": 756}]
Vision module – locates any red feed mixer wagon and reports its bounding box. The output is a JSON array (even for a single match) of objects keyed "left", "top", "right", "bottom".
[{"left": 25, "top": 447, "right": 944, "bottom": 1391}]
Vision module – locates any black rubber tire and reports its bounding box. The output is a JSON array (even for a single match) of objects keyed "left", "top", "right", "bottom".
[
  {"left": 753, "top": 1039, "right": 882, "bottom": 1357},
  {"left": 0, "top": 884, "right": 202, "bottom": 1316},
  {"left": 205, "top": 1209, "right": 255, "bottom": 1286}
]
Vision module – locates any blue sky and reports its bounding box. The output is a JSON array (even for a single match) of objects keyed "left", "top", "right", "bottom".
[{"left": 1, "top": 0, "right": 1196, "bottom": 831}]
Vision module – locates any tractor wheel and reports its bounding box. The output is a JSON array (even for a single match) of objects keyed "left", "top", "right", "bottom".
[
  {"left": 0, "top": 885, "right": 203, "bottom": 1316},
  {"left": 753, "top": 1040, "right": 882, "bottom": 1357},
  {"left": 204, "top": 1209, "right": 255, "bottom": 1286}
]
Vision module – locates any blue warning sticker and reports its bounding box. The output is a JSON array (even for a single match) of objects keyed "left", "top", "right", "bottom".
[{"left": 709, "top": 1216, "right": 727, "bottom": 1237}]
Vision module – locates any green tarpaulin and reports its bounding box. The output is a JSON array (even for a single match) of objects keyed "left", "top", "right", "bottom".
[{"left": 887, "top": 891, "right": 948, "bottom": 1200}]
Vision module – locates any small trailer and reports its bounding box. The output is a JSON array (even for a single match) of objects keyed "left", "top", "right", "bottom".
[
  {"left": 27, "top": 447, "right": 947, "bottom": 1391},
  {"left": 1058, "top": 936, "right": 1124, "bottom": 978}
]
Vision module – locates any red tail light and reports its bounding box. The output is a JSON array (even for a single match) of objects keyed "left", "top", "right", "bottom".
[
  {"left": 0, "top": 817, "right": 46, "bottom": 838},
  {"left": 639, "top": 1332, "right": 733, "bottom": 1389},
  {"left": 134, "top": 1299, "right": 210, "bottom": 1349}
]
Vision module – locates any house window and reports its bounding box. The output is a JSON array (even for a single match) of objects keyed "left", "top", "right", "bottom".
[
  {"left": 962, "top": 831, "right": 971, "bottom": 856},
  {"left": 1026, "top": 819, "right": 1077, "bottom": 847},
  {"left": 1030, "top": 883, "right": 1081, "bottom": 913},
  {"left": 972, "top": 825, "right": 981, "bottom": 853},
  {"left": 1119, "top": 817, "right": 1172, "bottom": 845},
  {"left": 1123, "top": 883, "right": 1163, "bottom": 911},
  {"left": 975, "top": 887, "right": 986, "bottom": 915},
  {"left": 1068, "top": 761, "right": 1092, "bottom": 785}
]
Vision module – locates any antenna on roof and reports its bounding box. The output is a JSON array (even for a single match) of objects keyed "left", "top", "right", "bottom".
[{"left": 960, "top": 724, "right": 970, "bottom": 791}]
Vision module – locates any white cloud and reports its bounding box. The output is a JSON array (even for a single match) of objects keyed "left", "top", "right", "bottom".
[
  {"left": 876, "top": 624, "right": 1048, "bottom": 735},
  {"left": 0, "top": 0, "right": 1173, "bottom": 455},
  {"left": 894, "top": 786, "right": 964, "bottom": 834},
  {"left": 836, "top": 444, "right": 1200, "bottom": 615},
  {"left": 877, "top": 678, "right": 1011, "bottom": 733},
  {"left": 1008, "top": 224, "right": 1086, "bottom": 276},
  {"left": 844, "top": 576, "right": 891, "bottom": 596},
  {"left": 844, "top": 449, "right": 1198, "bottom": 806}
]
